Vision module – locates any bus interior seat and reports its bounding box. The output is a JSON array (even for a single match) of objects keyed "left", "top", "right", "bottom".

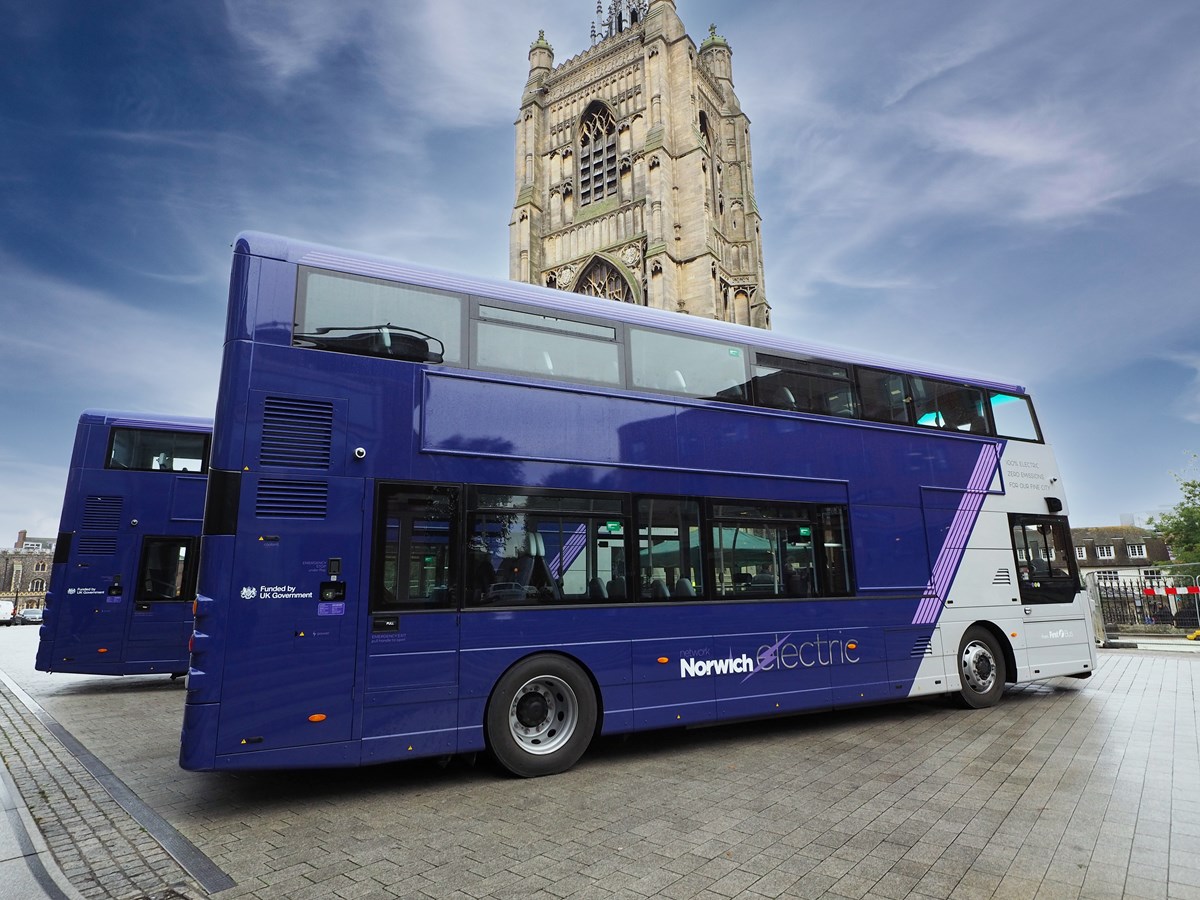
[
  {"left": 649, "top": 578, "right": 670, "bottom": 599},
  {"left": 606, "top": 576, "right": 626, "bottom": 600},
  {"left": 587, "top": 577, "right": 608, "bottom": 601},
  {"left": 525, "top": 531, "right": 562, "bottom": 602},
  {"left": 766, "top": 385, "right": 798, "bottom": 411},
  {"left": 785, "top": 567, "right": 812, "bottom": 597},
  {"left": 673, "top": 577, "right": 695, "bottom": 598},
  {"left": 750, "top": 572, "right": 778, "bottom": 594}
]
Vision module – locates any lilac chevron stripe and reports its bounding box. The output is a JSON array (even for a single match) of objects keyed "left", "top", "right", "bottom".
[{"left": 912, "top": 445, "right": 1002, "bottom": 625}]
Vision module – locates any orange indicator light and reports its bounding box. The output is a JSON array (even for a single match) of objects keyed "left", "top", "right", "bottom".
[
  {"left": 308, "top": 714, "right": 327, "bottom": 723},
  {"left": 657, "top": 657, "right": 669, "bottom": 664},
  {"left": 1011, "top": 632, "right": 1018, "bottom": 638},
  {"left": 97, "top": 648, "right": 108, "bottom": 653},
  {"left": 846, "top": 642, "right": 857, "bottom": 650}
]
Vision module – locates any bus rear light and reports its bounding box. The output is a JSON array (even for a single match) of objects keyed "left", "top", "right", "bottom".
[
  {"left": 193, "top": 600, "right": 198, "bottom": 617},
  {"left": 308, "top": 714, "right": 327, "bottom": 723},
  {"left": 188, "top": 635, "right": 194, "bottom": 653}
]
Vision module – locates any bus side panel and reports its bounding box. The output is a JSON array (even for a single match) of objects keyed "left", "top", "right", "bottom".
[
  {"left": 362, "top": 612, "right": 460, "bottom": 763},
  {"left": 458, "top": 609, "right": 635, "bottom": 750},
  {"left": 632, "top": 635, "right": 717, "bottom": 729},
  {"left": 851, "top": 505, "right": 932, "bottom": 592}
]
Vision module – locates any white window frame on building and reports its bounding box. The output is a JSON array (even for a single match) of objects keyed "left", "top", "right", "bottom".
[
  {"left": 1128, "top": 543, "right": 1147, "bottom": 559},
  {"left": 1096, "top": 546, "right": 1115, "bottom": 560}
]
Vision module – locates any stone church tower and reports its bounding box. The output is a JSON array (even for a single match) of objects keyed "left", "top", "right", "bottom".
[{"left": 510, "top": 0, "right": 770, "bottom": 328}]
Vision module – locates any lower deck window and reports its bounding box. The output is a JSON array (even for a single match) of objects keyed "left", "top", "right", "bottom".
[{"left": 710, "top": 503, "right": 852, "bottom": 599}]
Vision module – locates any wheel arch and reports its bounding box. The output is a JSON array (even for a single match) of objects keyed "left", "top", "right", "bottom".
[
  {"left": 483, "top": 650, "right": 606, "bottom": 744},
  {"left": 964, "top": 619, "right": 1017, "bottom": 684}
]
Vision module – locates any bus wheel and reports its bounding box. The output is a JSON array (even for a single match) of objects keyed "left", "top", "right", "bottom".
[
  {"left": 955, "top": 626, "right": 1006, "bottom": 709},
  {"left": 487, "top": 655, "right": 596, "bottom": 778}
]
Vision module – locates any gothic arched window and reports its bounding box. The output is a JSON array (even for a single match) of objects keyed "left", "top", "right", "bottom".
[
  {"left": 579, "top": 102, "right": 618, "bottom": 207},
  {"left": 576, "top": 257, "right": 634, "bottom": 303},
  {"left": 30, "top": 578, "right": 45, "bottom": 592}
]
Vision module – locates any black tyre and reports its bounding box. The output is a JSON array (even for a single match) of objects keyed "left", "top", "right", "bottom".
[
  {"left": 954, "top": 626, "right": 1007, "bottom": 709},
  {"left": 486, "top": 654, "right": 597, "bottom": 777}
]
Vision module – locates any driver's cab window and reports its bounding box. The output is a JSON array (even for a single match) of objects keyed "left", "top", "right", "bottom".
[{"left": 1010, "top": 515, "right": 1079, "bottom": 603}]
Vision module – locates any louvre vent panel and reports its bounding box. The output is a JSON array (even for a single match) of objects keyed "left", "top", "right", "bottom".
[
  {"left": 82, "top": 496, "right": 122, "bottom": 531},
  {"left": 77, "top": 537, "right": 118, "bottom": 556},
  {"left": 993, "top": 568, "right": 1013, "bottom": 585},
  {"left": 255, "top": 480, "right": 329, "bottom": 519},
  {"left": 911, "top": 637, "right": 934, "bottom": 658},
  {"left": 260, "top": 397, "right": 334, "bottom": 469}
]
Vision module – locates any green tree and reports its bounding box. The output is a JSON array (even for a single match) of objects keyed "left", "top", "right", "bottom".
[{"left": 1149, "top": 455, "right": 1200, "bottom": 565}]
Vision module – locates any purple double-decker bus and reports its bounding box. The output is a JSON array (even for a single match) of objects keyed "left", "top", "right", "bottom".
[
  {"left": 38, "top": 410, "right": 210, "bottom": 677},
  {"left": 180, "top": 233, "right": 1096, "bottom": 777}
]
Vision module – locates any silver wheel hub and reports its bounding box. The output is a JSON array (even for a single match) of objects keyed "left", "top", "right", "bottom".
[
  {"left": 507, "top": 675, "right": 579, "bottom": 756},
  {"left": 961, "top": 640, "right": 997, "bottom": 694}
]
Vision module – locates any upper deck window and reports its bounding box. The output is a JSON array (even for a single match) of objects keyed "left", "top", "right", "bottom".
[
  {"left": 295, "top": 268, "right": 464, "bottom": 365},
  {"left": 107, "top": 429, "right": 208, "bottom": 473},
  {"left": 910, "top": 378, "right": 988, "bottom": 433},
  {"left": 630, "top": 329, "right": 750, "bottom": 401},
  {"left": 474, "top": 305, "right": 621, "bottom": 385},
  {"left": 752, "top": 354, "right": 856, "bottom": 418},
  {"left": 857, "top": 369, "right": 909, "bottom": 425},
  {"left": 989, "top": 392, "right": 1041, "bottom": 441}
]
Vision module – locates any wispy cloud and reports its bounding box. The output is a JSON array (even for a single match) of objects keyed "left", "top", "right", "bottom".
[{"left": 0, "top": 255, "right": 220, "bottom": 417}]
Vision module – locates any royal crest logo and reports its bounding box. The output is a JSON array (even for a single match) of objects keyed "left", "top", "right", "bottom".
[{"left": 240, "top": 586, "right": 258, "bottom": 600}]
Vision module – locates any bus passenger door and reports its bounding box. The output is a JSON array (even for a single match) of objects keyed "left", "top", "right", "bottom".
[
  {"left": 126, "top": 536, "right": 197, "bottom": 670},
  {"left": 362, "top": 484, "right": 460, "bottom": 763}
]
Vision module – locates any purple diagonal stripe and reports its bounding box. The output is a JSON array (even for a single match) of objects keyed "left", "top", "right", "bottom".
[{"left": 913, "top": 445, "right": 1001, "bottom": 625}]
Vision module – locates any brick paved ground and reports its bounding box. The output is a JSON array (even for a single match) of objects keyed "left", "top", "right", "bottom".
[{"left": 3, "top": 624, "right": 1200, "bottom": 899}]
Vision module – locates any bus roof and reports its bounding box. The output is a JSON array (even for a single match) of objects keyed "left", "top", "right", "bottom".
[
  {"left": 235, "top": 231, "right": 1027, "bottom": 395},
  {"left": 79, "top": 409, "right": 214, "bottom": 431}
]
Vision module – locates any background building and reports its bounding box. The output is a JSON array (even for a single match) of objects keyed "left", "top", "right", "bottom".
[
  {"left": 1071, "top": 525, "right": 1171, "bottom": 583},
  {"left": 510, "top": 0, "right": 768, "bottom": 326},
  {"left": 2, "top": 530, "right": 54, "bottom": 611}
]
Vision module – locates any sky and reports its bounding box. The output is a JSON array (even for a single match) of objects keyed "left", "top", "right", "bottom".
[{"left": 1, "top": 0, "right": 1198, "bottom": 545}]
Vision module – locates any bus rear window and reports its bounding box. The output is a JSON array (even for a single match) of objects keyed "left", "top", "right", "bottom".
[
  {"left": 295, "top": 268, "right": 464, "bottom": 365},
  {"left": 108, "top": 429, "right": 208, "bottom": 473}
]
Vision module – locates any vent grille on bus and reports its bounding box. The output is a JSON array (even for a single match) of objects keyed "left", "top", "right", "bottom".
[
  {"left": 77, "top": 537, "right": 118, "bottom": 556},
  {"left": 255, "top": 480, "right": 329, "bottom": 519},
  {"left": 911, "top": 636, "right": 934, "bottom": 658},
  {"left": 993, "top": 568, "right": 1013, "bottom": 585},
  {"left": 82, "top": 496, "right": 122, "bottom": 531},
  {"left": 260, "top": 397, "right": 334, "bottom": 469}
]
